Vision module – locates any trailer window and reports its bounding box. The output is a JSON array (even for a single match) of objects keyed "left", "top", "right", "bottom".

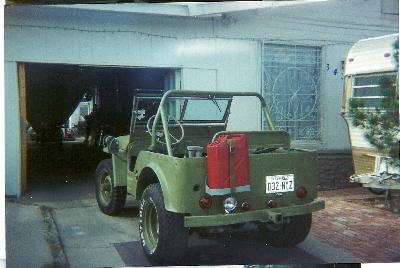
[{"left": 352, "top": 74, "right": 396, "bottom": 108}]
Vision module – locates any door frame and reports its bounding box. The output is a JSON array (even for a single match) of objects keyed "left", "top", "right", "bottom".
[{"left": 17, "top": 63, "right": 27, "bottom": 193}]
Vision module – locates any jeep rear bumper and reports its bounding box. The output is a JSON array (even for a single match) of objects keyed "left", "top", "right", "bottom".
[{"left": 184, "top": 199, "right": 324, "bottom": 227}]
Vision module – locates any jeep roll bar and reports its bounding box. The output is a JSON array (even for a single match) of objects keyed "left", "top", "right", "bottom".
[{"left": 149, "top": 90, "right": 275, "bottom": 156}]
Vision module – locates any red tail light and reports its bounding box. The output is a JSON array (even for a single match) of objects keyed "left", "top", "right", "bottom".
[
  {"left": 199, "top": 196, "right": 212, "bottom": 209},
  {"left": 267, "top": 200, "right": 278, "bottom": 208},
  {"left": 296, "top": 186, "right": 308, "bottom": 199},
  {"left": 241, "top": 202, "right": 251, "bottom": 211}
]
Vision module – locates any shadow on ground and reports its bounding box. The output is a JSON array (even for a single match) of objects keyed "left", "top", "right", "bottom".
[
  {"left": 22, "top": 142, "right": 108, "bottom": 203},
  {"left": 115, "top": 232, "right": 323, "bottom": 266}
]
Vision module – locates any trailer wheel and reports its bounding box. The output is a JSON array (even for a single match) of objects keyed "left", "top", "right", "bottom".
[
  {"left": 368, "top": 187, "right": 385, "bottom": 195},
  {"left": 95, "top": 159, "right": 127, "bottom": 215},
  {"left": 258, "top": 214, "right": 312, "bottom": 248},
  {"left": 139, "top": 184, "right": 188, "bottom": 264}
]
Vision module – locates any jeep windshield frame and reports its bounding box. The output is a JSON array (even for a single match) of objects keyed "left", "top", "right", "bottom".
[
  {"left": 132, "top": 95, "right": 232, "bottom": 125},
  {"left": 179, "top": 96, "right": 232, "bottom": 123},
  {"left": 149, "top": 90, "right": 275, "bottom": 156}
]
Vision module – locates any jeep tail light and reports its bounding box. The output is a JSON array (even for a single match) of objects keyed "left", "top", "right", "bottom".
[
  {"left": 241, "top": 201, "right": 251, "bottom": 211},
  {"left": 199, "top": 195, "right": 212, "bottom": 209},
  {"left": 267, "top": 200, "right": 278, "bottom": 208},
  {"left": 296, "top": 186, "right": 307, "bottom": 199}
]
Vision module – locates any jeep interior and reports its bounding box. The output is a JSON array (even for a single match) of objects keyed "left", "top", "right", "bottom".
[{"left": 126, "top": 92, "right": 290, "bottom": 158}]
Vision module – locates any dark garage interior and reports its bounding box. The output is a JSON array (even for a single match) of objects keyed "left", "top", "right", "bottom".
[{"left": 23, "top": 62, "right": 177, "bottom": 194}]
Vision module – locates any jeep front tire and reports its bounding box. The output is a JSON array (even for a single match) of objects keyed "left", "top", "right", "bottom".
[
  {"left": 139, "top": 184, "right": 188, "bottom": 264},
  {"left": 95, "top": 159, "right": 127, "bottom": 215}
]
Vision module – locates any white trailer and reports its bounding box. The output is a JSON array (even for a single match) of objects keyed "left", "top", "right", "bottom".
[{"left": 341, "top": 34, "right": 399, "bottom": 206}]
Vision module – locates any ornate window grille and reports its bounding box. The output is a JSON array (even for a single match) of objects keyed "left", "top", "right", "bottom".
[{"left": 262, "top": 44, "right": 321, "bottom": 140}]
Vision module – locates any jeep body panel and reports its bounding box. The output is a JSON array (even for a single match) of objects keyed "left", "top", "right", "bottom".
[
  {"left": 184, "top": 200, "right": 324, "bottom": 227},
  {"left": 104, "top": 135, "right": 129, "bottom": 187},
  {"left": 128, "top": 143, "right": 321, "bottom": 226}
]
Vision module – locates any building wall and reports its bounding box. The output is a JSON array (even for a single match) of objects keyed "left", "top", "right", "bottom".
[
  {"left": 317, "top": 151, "right": 355, "bottom": 190},
  {"left": 4, "top": 61, "right": 21, "bottom": 196},
  {"left": 4, "top": 1, "right": 398, "bottom": 195}
]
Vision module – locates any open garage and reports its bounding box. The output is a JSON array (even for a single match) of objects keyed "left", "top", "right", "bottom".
[{"left": 19, "top": 62, "right": 179, "bottom": 193}]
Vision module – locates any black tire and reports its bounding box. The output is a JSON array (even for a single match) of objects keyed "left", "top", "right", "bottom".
[
  {"left": 139, "top": 184, "right": 188, "bottom": 264},
  {"left": 258, "top": 214, "right": 312, "bottom": 248},
  {"left": 368, "top": 187, "right": 385, "bottom": 195},
  {"left": 95, "top": 159, "right": 127, "bottom": 215}
]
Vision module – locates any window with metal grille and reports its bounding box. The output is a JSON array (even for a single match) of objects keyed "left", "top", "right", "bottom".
[{"left": 262, "top": 44, "right": 321, "bottom": 140}]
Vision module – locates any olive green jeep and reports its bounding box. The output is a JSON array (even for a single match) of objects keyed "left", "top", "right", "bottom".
[{"left": 94, "top": 90, "right": 324, "bottom": 264}]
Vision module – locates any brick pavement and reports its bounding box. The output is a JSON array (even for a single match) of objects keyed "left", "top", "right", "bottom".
[{"left": 311, "top": 187, "right": 400, "bottom": 263}]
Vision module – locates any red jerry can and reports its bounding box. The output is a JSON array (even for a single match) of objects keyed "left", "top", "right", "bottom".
[
  {"left": 206, "top": 134, "right": 250, "bottom": 195},
  {"left": 206, "top": 136, "right": 230, "bottom": 194},
  {"left": 225, "top": 134, "right": 250, "bottom": 190}
]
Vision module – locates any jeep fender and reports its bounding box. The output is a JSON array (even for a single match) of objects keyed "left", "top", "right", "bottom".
[
  {"left": 141, "top": 163, "right": 175, "bottom": 212},
  {"left": 111, "top": 154, "right": 128, "bottom": 187}
]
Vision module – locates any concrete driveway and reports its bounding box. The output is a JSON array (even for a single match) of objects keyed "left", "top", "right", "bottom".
[
  {"left": 6, "top": 169, "right": 366, "bottom": 267},
  {"left": 6, "top": 138, "right": 399, "bottom": 267}
]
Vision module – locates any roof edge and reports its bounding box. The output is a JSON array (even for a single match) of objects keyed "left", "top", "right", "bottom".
[{"left": 49, "top": 1, "right": 329, "bottom": 17}]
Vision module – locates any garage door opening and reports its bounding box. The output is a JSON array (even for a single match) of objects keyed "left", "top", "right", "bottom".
[{"left": 19, "top": 62, "right": 180, "bottom": 195}]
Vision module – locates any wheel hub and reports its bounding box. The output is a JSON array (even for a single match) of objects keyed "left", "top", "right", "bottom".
[
  {"left": 100, "top": 174, "right": 112, "bottom": 204},
  {"left": 143, "top": 202, "right": 159, "bottom": 252}
]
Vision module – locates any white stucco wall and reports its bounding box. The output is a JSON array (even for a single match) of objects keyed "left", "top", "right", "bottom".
[
  {"left": 4, "top": 61, "right": 21, "bottom": 196},
  {"left": 4, "top": 1, "right": 398, "bottom": 195},
  {"left": 319, "top": 44, "right": 354, "bottom": 151}
]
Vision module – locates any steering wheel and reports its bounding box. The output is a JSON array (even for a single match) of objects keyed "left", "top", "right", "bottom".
[{"left": 146, "top": 114, "right": 184, "bottom": 145}]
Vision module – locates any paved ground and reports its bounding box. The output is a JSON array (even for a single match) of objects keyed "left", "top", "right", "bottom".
[
  {"left": 115, "top": 238, "right": 325, "bottom": 266},
  {"left": 10, "top": 184, "right": 328, "bottom": 267},
  {"left": 9, "top": 177, "right": 398, "bottom": 267},
  {"left": 5, "top": 144, "right": 399, "bottom": 266},
  {"left": 311, "top": 188, "right": 400, "bottom": 263},
  {"left": 5, "top": 202, "right": 55, "bottom": 267}
]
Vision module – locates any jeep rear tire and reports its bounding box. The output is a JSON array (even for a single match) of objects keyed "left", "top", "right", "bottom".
[
  {"left": 139, "top": 184, "right": 188, "bottom": 264},
  {"left": 95, "top": 159, "right": 127, "bottom": 215},
  {"left": 259, "top": 213, "right": 312, "bottom": 248}
]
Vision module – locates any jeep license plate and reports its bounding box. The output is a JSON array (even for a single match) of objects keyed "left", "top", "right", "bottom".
[{"left": 266, "top": 174, "right": 295, "bottom": 193}]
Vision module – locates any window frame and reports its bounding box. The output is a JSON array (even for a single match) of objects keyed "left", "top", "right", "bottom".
[
  {"left": 261, "top": 42, "right": 322, "bottom": 141},
  {"left": 351, "top": 72, "right": 397, "bottom": 109}
]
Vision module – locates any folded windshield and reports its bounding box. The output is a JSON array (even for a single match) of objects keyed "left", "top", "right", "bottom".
[{"left": 134, "top": 95, "right": 232, "bottom": 124}]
